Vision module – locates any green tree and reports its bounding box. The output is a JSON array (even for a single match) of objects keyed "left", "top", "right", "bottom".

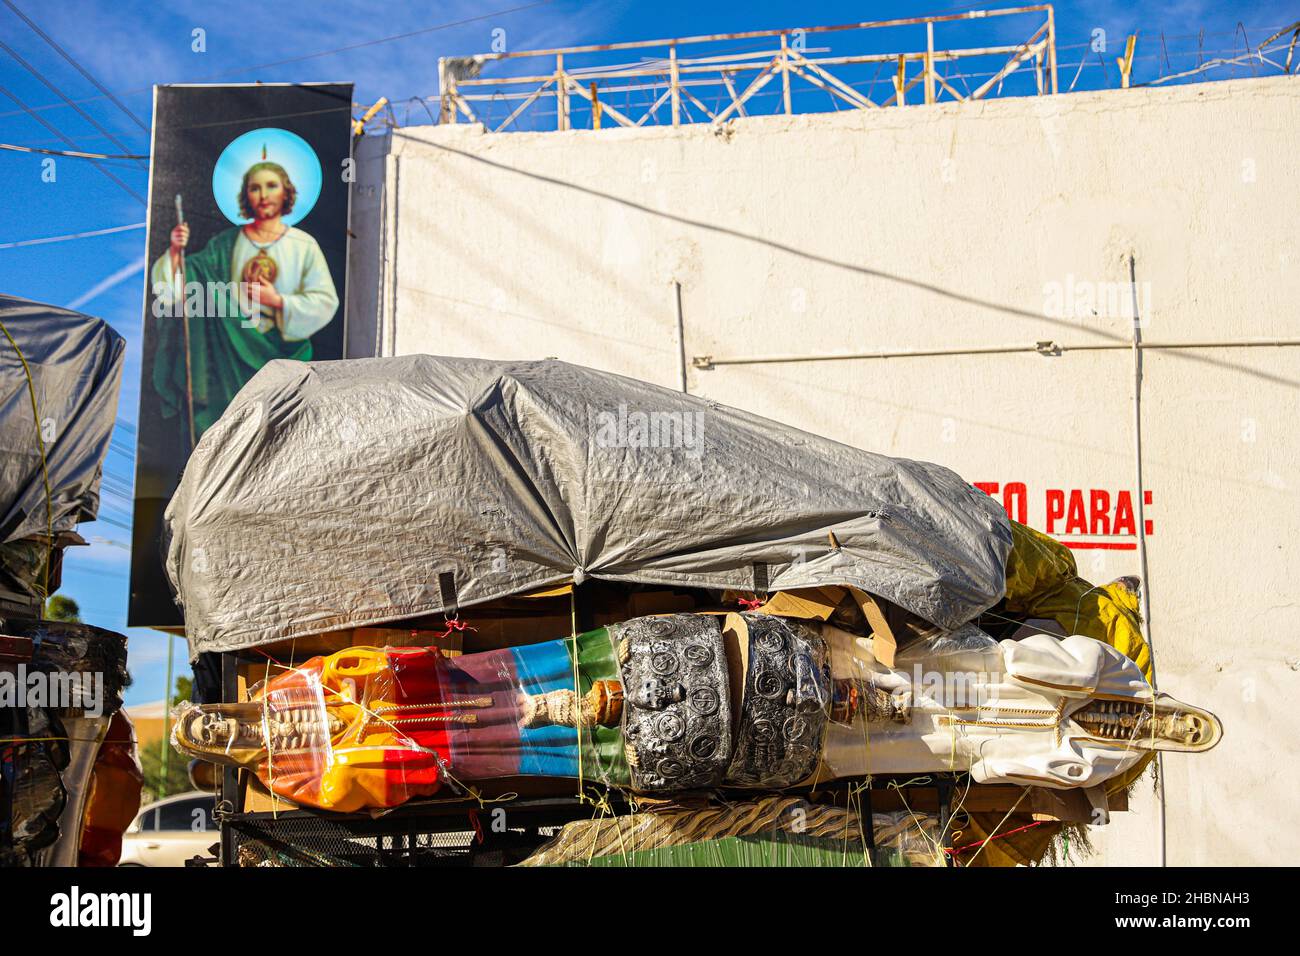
[
  {"left": 140, "top": 740, "right": 192, "bottom": 802},
  {"left": 45, "top": 594, "right": 80, "bottom": 622},
  {"left": 139, "top": 674, "right": 196, "bottom": 801}
]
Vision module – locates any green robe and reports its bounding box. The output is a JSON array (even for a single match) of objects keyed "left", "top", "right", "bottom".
[{"left": 151, "top": 227, "right": 314, "bottom": 439}]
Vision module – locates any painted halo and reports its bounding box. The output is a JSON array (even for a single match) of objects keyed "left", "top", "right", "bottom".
[{"left": 211, "top": 127, "right": 323, "bottom": 227}]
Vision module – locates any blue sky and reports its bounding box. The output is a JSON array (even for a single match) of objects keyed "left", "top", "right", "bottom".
[{"left": 0, "top": 0, "right": 1287, "bottom": 706}]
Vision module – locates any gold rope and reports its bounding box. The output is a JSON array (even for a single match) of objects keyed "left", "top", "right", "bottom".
[{"left": 0, "top": 318, "right": 54, "bottom": 605}]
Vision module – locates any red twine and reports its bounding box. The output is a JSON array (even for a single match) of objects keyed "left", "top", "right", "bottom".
[
  {"left": 945, "top": 820, "right": 1044, "bottom": 856},
  {"left": 434, "top": 616, "right": 477, "bottom": 641}
]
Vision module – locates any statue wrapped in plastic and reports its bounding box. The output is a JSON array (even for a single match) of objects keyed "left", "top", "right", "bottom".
[{"left": 172, "top": 613, "right": 1221, "bottom": 813}]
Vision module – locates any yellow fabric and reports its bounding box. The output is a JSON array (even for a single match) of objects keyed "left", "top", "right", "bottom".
[
  {"left": 1003, "top": 520, "right": 1152, "bottom": 683},
  {"left": 987, "top": 521, "right": 1157, "bottom": 862}
]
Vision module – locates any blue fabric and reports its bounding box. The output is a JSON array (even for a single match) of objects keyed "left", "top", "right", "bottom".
[{"left": 512, "top": 640, "right": 581, "bottom": 777}]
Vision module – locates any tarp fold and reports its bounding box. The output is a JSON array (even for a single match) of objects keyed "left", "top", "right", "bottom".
[{"left": 166, "top": 356, "right": 1012, "bottom": 656}]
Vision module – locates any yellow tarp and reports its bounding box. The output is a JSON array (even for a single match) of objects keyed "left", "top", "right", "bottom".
[
  {"left": 1003, "top": 520, "right": 1152, "bottom": 683},
  {"left": 999, "top": 518, "right": 1156, "bottom": 831}
]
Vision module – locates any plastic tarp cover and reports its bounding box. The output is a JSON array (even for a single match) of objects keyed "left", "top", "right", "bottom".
[
  {"left": 166, "top": 356, "right": 1012, "bottom": 656},
  {"left": 0, "top": 295, "right": 125, "bottom": 545}
]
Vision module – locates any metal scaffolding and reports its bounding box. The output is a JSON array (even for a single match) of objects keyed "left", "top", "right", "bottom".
[{"left": 438, "top": 6, "right": 1059, "bottom": 133}]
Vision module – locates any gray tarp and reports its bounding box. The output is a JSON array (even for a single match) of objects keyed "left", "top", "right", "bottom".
[
  {"left": 0, "top": 295, "right": 124, "bottom": 545},
  {"left": 166, "top": 355, "right": 1012, "bottom": 656}
]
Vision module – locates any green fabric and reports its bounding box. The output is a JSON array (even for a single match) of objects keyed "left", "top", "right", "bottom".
[
  {"left": 561, "top": 833, "right": 916, "bottom": 867},
  {"left": 152, "top": 227, "right": 313, "bottom": 438},
  {"left": 572, "top": 626, "right": 630, "bottom": 787}
]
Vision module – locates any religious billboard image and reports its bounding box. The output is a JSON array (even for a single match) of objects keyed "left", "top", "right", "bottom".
[{"left": 129, "top": 83, "right": 353, "bottom": 627}]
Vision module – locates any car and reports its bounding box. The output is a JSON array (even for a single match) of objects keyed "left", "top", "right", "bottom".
[{"left": 118, "top": 791, "right": 217, "bottom": 867}]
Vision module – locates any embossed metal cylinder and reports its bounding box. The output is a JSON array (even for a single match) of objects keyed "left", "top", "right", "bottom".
[
  {"left": 613, "top": 613, "right": 732, "bottom": 792},
  {"left": 725, "top": 614, "right": 831, "bottom": 788}
]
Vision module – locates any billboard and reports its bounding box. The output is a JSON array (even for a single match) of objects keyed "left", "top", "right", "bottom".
[{"left": 129, "top": 83, "right": 353, "bottom": 627}]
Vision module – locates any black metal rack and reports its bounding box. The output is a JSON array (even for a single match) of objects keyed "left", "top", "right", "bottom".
[
  {"left": 223, "top": 795, "right": 618, "bottom": 867},
  {"left": 209, "top": 621, "right": 963, "bottom": 868}
]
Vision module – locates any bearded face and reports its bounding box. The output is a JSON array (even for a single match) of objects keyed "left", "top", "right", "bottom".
[
  {"left": 245, "top": 169, "right": 286, "bottom": 220},
  {"left": 236, "top": 162, "right": 297, "bottom": 221}
]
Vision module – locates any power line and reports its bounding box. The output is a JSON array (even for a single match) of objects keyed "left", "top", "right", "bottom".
[
  {"left": 0, "top": 127, "right": 153, "bottom": 149},
  {"left": 87, "top": 513, "right": 131, "bottom": 532},
  {"left": 0, "top": 37, "right": 147, "bottom": 169},
  {"left": 0, "top": 141, "right": 147, "bottom": 160},
  {"left": 2, "top": 102, "right": 360, "bottom": 159},
  {"left": 0, "top": 84, "right": 145, "bottom": 205},
  {"left": 192, "top": 1, "right": 553, "bottom": 80},
  {"left": 2, "top": 0, "right": 149, "bottom": 132},
  {"left": 0, "top": 0, "right": 553, "bottom": 122}
]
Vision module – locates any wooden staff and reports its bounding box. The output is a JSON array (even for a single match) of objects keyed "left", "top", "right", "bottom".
[{"left": 175, "top": 193, "right": 196, "bottom": 451}]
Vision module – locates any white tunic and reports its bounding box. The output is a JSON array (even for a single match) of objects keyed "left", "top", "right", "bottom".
[
  {"left": 150, "top": 226, "right": 339, "bottom": 341},
  {"left": 819, "top": 626, "right": 1154, "bottom": 790}
]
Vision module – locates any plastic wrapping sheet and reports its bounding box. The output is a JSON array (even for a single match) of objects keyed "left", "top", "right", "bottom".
[
  {"left": 819, "top": 623, "right": 1004, "bottom": 780},
  {"left": 35, "top": 714, "right": 106, "bottom": 867},
  {"left": 3, "top": 731, "right": 67, "bottom": 865},
  {"left": 172, "top": 612, "right": 1217, "bottom": 813},
  {"left": 1, "top": 618, "right": 131, "bottom": 864},
  {"left": 0, "top": 295, "right": 124, "bottom": 550},
  {"left": 817, "top": 624, "right": 1218, "bottom": 787},
  {"left": 2, "top": 619, "right": 130, "bottom": 718},
  {"left": 165, "top": 355, "right": 1012, "bottom": 656},
  {"left": 725, "top": 614, "right": 831, "bottom": 789},
  {"left": 173, "top": 612, "right": 846, "bottom": 811},
  {"left": 172, "top": 628, "right": 629, "bottom": 813},
  {"left": 74, "top": 710, "right": 142, "bottom": 867}
]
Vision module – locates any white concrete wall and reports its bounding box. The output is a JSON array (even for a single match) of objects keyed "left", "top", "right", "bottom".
[{"left": 348, "top": 76, "right": 1300, "bottom": 865}]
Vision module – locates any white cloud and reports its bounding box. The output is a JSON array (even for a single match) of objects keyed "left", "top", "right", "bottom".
[{"left": 65, "top": 255, "right": 145, "bottom": 310}]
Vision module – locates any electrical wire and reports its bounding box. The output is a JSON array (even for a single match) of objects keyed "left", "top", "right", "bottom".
[
  {"left": 0, "top": 141, "right": 147, "bottom": 160},
  {"left": 0, "top": 36, "right": 147, "bottom": 169},
  {"left": 2, "top": 0, "right": 149, "bottom": 131},
  {"left": 0, "top": 83, "right": 145, "bottom": 205},
  {"left": 0, "top": 0, "right": 555, "bottom": 123},
  {"left": 85, "top": 513, "right": 131, "bottom": 532}
]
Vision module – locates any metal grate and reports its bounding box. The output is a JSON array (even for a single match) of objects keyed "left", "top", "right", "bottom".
[{"left": 226, "top": 809, "right": 567, "bottom": 867}]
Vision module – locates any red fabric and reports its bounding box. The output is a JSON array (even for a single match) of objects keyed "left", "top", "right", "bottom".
[{"left": 79, "top": 711, "right": 143, "bottom": 867}]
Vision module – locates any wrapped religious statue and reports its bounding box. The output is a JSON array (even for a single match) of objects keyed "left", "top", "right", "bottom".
[{"left": 172, "top": 613, "right": 1221, "bottom": 813}]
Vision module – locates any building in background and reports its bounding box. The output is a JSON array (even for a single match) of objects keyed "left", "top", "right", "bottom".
[{"left": 340, "top": 72, "right": 1300, "bottom": 866}]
